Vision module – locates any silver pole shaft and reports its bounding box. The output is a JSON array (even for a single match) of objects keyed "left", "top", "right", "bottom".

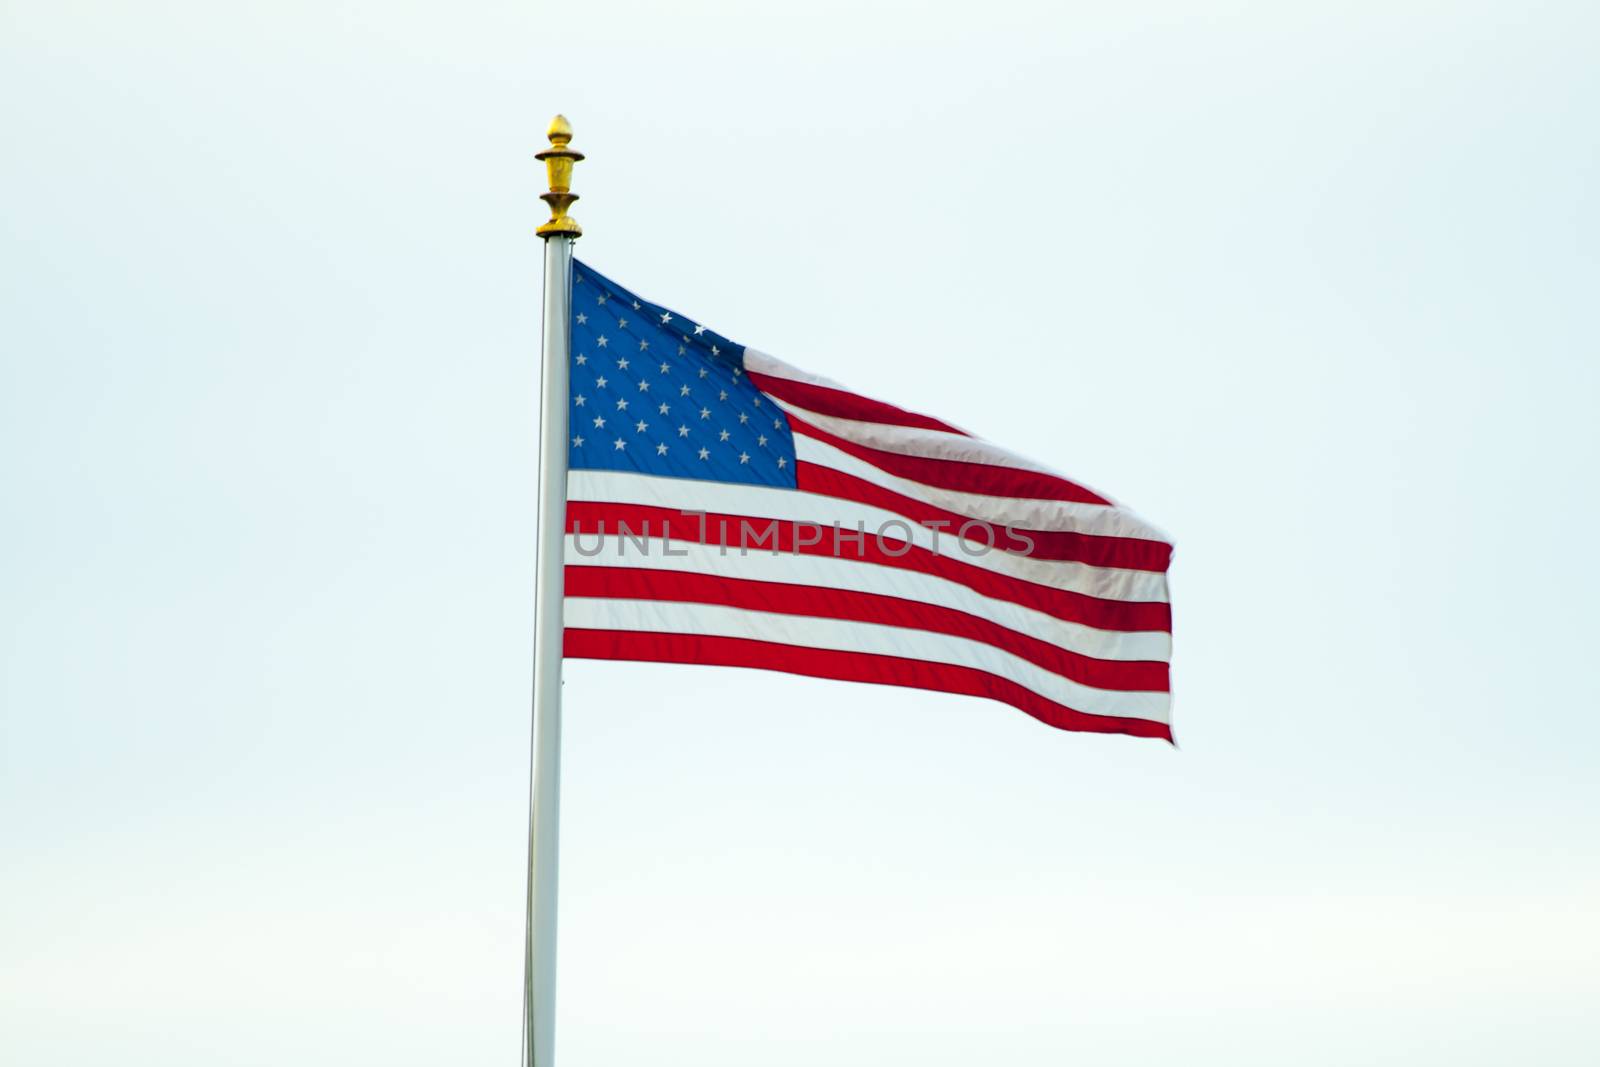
[{"left": 525, "top": 233, "right": 572, "bottom": 1067}]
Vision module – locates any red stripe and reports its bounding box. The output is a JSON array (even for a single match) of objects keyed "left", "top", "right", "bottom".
[
  {"left": 747, "top": 370, "right": 968, "bottom": 435},
  {"left": 566, "top": 566, "right": 1169, "bottom": 693},
  {"left": 798, "top": 463, "right": 1172, "bottom": 572},
  {"left": 566, "top": 501, "right": 1172, "bottom": 634},
  {"left": 565, "top": 629, "right": 1173, "bottom": 742},
  {"left": 786, "top": 414, "right": 1112, "bottom": 506}
]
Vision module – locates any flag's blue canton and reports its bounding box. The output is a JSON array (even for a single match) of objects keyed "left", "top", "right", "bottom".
[{"left": 569, "top": 262, "right": 797, "bottom": 490}]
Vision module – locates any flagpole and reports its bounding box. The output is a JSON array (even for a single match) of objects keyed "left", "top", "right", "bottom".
[{"left": 525, "top": 114, "right": 582, "bottom": 1067}]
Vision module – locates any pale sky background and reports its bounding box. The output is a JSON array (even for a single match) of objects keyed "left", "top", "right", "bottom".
[{"left": 3, "top": 1, "right": 1597, "bottom": 1064}]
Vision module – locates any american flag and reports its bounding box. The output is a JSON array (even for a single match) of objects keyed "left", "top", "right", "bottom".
[{"left": 563, "top": 262, "right": 1174, "bottom": 742}]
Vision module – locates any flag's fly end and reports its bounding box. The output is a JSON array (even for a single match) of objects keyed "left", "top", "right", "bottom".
[{"left": 536, "top": 114, "right": 584, "bottom": 238}]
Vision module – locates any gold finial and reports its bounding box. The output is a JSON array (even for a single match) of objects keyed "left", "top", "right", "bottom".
[{"left": 536, "top": 114, "right": 584, "bottom": 238}]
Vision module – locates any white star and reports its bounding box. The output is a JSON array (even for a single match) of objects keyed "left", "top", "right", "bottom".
[
  {"left": 677, "top": 424, "right": 690, "bottom": 437},
  {"left": 574, "top": 394, "right": 586, "bottom": 407},
  {"left": 639, "top": 339, "right": 649, "bottom": 351},
  {"left": 660, "top": 311, "right": 672, "bottom": 324},
  {"left": 757, "top": 434, "right": 767, "bottom": 446},
  {"left": 596, "top": 335, "right": 608, "bottom": 348},
  {"left": 659, "top": 362, "right": 671, "bottom": 374},
  {"left": 777, "top": 456, "right": 787, "bottom": 469},
  {"left": 693, "top": 324, "right": 707, "bottom": 335},
  {"left": 592, "top": 415, "right": 606, "bottom": 429},
  {"left": 655, "top": 442, "right": 668, "bottom": 455},
  {"left": 698, "top": 447, "right": 710, "bottom": 460},
  {"left": 616, "top": 398, "right": 629, "bottom": 411},
  {"left": 699, "top": 407, "right": 711, "bottom": 420},
  {"left": 637, "top": 380, "right": 650, "bottom": 392},
  {"left": 597, "top": 294, "right": 607, "bottom": 305},
  {"left": 738, "top": 412, "right": 749, "bottom": 424},
  {"left": 635, "top": 419, "right": 648, "bottom": 433},
  {"left": 752, "top": 396, "right": 761, "bottom": 406},
  {"left": 657, "top": 402, "right": 670, "bottom": 415},
  {"left": 616, "top": 356, "right": 630, "bottom": 370},
  {"left": 576, "top": 313, "right": 587, "bottom": 325},
  {"left": 773, "top": 418, "right": 782, "bottom": 429},
  {"left": 738, "top": 452, "right": 750, "bottom": 464},
  {"left": 595, "top": 375, "right": 607, "bottom": 389},
  {"left": 718, "top": 429, "right": 731, "bottom": 442},
  {"left": 732, "top": 367, "right": 742, "bottom": 377},
  {"left": 679, "top": 385, "right": 690, "bottom": 396},
  {"left": 575, "top": 353, "right": 587, "bottom": 365},
  {"left": 613, "top": 437, "right": 626, "bottom": 450},
  {"left": 617, "top": 317, "right": 628, "bottom": 329},
  {"left": 676, "top": 345, "right": 686, "bottom": 356},
  {"left": 711, "top": 345, "right": 720, "bottom": 356},
  {"left": 631, "top": 300, "right": 641, "bottom": 310},
  {"left": 718, "top": 389, "right": 728, "bottom": 401},
  {"left": 698, "top": 368, "right": 708, "bottom": 379},
  {"left": 571, "top": 434, "right": 585, "bottom": 447}
]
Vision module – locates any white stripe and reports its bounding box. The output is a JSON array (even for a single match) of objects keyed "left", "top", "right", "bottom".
[
  {"left": 747, "top": 349, "right": 1064, "bottom": 476},
  {"left": 568, "top": 469, "right": 1170, "bottom": 604},
  {"left": 775, "top": 396, "right": 1066, "bottom": 477},
  {"left": 794, "top": 434, "right": 1167, "bottom": 542},
  {"left": 743, "top": 349, "right": 933, "bottom": 415},
  {"left": 748, "top": 350, "right": 1171, "bottom": 543},
  {"left": 564, "top": 597, "right": 1172, "bottom": 724},
  {"left": 565, "top": 534, "right": 1172, "bottom": 662}
]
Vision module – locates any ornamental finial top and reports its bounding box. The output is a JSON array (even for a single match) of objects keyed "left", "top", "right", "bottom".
[{"left": 536, "top": 114, "right": 583, "bottom": 238}]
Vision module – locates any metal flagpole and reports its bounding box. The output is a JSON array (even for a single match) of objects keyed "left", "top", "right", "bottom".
[{"left": 525, "top": 114, "right": 582, "bottom": 1067}]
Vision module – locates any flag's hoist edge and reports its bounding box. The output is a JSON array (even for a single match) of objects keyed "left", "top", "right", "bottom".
[{"left": 563, "top": 261, "right": 1175, "bottom": 742}]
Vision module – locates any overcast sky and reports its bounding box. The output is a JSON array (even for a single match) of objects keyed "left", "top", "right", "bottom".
[{"left": 3, "top": 2, "right": 1597, "bottom": 1065}]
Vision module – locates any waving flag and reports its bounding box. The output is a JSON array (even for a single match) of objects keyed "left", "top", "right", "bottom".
[{"left": 562, "top": 261, "right": 1174, "bottom": 741}]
